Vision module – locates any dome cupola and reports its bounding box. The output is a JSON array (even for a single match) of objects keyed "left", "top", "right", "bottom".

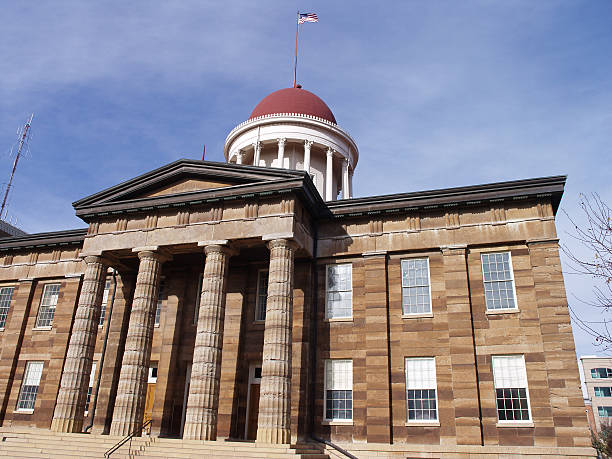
[{"left": 224, "top": 86, "right": 358, "bottom": 201}]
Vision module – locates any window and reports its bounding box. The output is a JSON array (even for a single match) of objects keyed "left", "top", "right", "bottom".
[
  {"left": 193, "top": 274, "right": 203, "bottom": 324},
  {"left": 401, "top": 258, "right": 431, "bottom": 315},
  {"left": 492, "top": 355, "right": 531, "bottom": 422},
  {"left": 85, "top": 362, "right": 97, "bottom": 414},
  {"left": 148, "top": 363, "right": 158, "bottom": 383},
  {"left": 405, "top": 357, "right": 438, "bottom": 421},
  {"left": 0, "top": 286, "right": 14, "bottom": 328},
  {"left": 325, "top": 264, "right": 352, "bottom": 319},
  {"left": 99, "top": 279, "right": 111, "bottom": 326},
  {"left": 255, "top": 270, "right": 269, "bottom": 322},
  {"left": 481, "top": 252, "right": 517, "bottom": 311},
  {"left": 595, "top": 387, "right": 612, "bottom": 397},
  {"left": 17, "top": 361, "right": 43, "bottom": 411},
  {"left": 592, "top": 368, "right": 612, "bottom": 379},
  {"left": 35, "top": 283, "right": 60, "bottom": 328},
  {"left": 324, "top": 360, "right": 353, "bottom": 421},
  {"left": 599, "top": 406, "right": 612, "bottom": 417},
  {"left": 155, "top": 281, "right": 165, "bottom": 326}
]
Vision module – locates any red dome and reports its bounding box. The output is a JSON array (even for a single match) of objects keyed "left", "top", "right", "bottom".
[{"left": 249, "top": 87, "right": 336, "bottom": 124}]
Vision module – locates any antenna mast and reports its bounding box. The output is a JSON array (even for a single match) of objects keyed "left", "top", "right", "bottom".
[{"left": 1, "top": 114, "right": 33, "bottom": 220}]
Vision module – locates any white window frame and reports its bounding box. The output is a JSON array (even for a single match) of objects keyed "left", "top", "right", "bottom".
[
  {"left": 255, "top": 269, "right": 269, "bottom": 323},
  {"left": 400, "top": 258, "right": 433, "bottom": 316},
  {"left": 481, "top": 251, "right": 519, "bottom": 312},
  {"left": 323, "top": 359, "right": 353, "bottom": 423},
  {"left": 35, "top": 283, "right": 60, "bottom": 329},
  {"left": 405, "top": 357, "right": 439, "bottom": 424},
  {"left": 492, "top": 354, "right": 532, "bottom": 425},
  {"left": 99, "top": 279, "right": 111, "bottom": 327},
  {"left": 0, "top": 285, "right": 15, "bottom": 329},
  {"left": 16, "top": 361, "right": 43, "bottom": 412},
  {"left": 84, "top": 362, "right": 97, "bottom": 415},
  {"left": 325, "top": 263, "right": 353, "bottom": 320},
  {"left": 148, "top": 363, "right": 158, "bottom": 383}
]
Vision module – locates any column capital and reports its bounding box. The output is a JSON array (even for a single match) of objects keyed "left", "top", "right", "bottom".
[
  {"left": 198, "top": 240, "right": 238, "bottom": 256},
  {"left": 304, "top": 139, "right": 313, "bottom": 148},
  {"left": 82, "top": 254, "right": 106, "bottom": 265},
  {"left": 132, "top": 246, "right": 172, "bottom": 262},
  {"left": 326, "top": 147, "right": 334, "bottom": 157},
  {"left": 252, "top": 141, "right": 261, "bottom": 150},
  {"left": 277, "top": 137, "right": 286, "bottom": 146},
  {"left": 265, "top": 237, "right": 299, "bottom": 252}
]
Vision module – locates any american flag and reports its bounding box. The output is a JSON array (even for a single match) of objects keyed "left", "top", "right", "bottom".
[{"left": 298, "top": 12, "right": 318, "bottom": 24}]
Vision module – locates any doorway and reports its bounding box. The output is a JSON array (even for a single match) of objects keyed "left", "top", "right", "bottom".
[
  {"left": 143, "top": 363, "right": 158, "bottom": 425},
  {"left": 245, "top": 364, "right": 262, "bottom": 440}
]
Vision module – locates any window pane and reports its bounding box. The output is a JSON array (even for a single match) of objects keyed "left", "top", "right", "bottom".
[
  {"left": 256, "top": 270, "right": 269, "bottom": 321},
  {"left": 155, "top": 281, "right": 165, "bottom": 326},
  {"left": 325, "top": 360, "right": 353, "bottom": 421},
  {"left": 0, "top": 286, "right": 14, "bottom": 328},
  {"left": 492, "top": 355, "right": 531, "bottom": 422},
  {"left": 481, "top": 253, "right": 517, "bottom": 310},
  {"left": 405, "top": 358, "right": 438, "bottom": 422},
  {"left": 85, "top": 362, "right": 97, "bottom": 414},
  {"left": 99, "top": 280, "right": 111, "bottom": 326},
  {"left": 36, "top": 284, "right": 60, "bottom": 328},
  {"left": 326, "top": 264, "right": 352, "bottom": 319},
  {"left": 17, "top": 362, "right": 43, "bottom": 411},
  {"left": 401, "top": 259, "right": 431, "bottom": 315}
]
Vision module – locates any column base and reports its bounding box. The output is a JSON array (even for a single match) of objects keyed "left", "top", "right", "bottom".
[
  {"left": 109, "top": 420, "right": 142, "bottom": 438},
  {"left": 50, "top": 417, "right": 82, "bottom": 433},
  {"left": 256, "top": 427, "right": 290, "bottom": 444},
  {"left": 182, "top": 422, "right": 216, "bottom": 441}
]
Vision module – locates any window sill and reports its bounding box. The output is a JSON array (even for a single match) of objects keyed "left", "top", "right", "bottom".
[
  {"left": 496, "top": 421, "right": 534, "bottom": 428},
  {"left": 405, "top": 421, "right": 440, "bottom": 427},
  {"left": 322, "top": 420, "right": 353, "bottom": 426},
  {"left": 401, "top": 313, "right": 433, "bottom": 319},
  {"left": 154, "top": 323, "right": 160, "bottom": 328},
  {"left": 0, "top": 327, "right": 4, "bottom": 332},
  {"left": 32, "top": 326, "right": 52, "bottom": 331},
  {"left": 14, "top": 409, "right": 34, "bottom": 415},
  {"left": 324, "top": 317, "right": 353, "bottom": 323},
  {"left": 253, "top": 320, "right": 265, "bottom": 325},
  {"left": 486, "top": 308, "right": 519, "bottom": 316}
]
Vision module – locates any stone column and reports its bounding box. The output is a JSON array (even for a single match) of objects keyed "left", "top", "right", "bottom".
[
  {"left": 183, "top": 242, "right": 233, "bottom": 440},
  {"left": 303, "top": 140, "right": 312, "bottom": 174},
  {"left": 253, "top": 141, "right": 261, "bottom": 166},
  {"left": 349, "top": 170, "right": 354, "bottom": 199},
  {"left": 256, "top": 238, "right": 296, "bottom": 444},
  {"left": 342, "top": 158, "right": 350, "bottom": 199},
  {"left": 326, "top": 148, "right": 334, "bottom": 201},
  {"left": 235, "top": 150, "right": 243, "bottom": 165},
  {"left": 51, "top": 256, "right": 108, "bottom": 433},
  {"left": 110, "top": 249, "right": 165, "bottom": 437},
  {"left": 277, "top": 138, "right": 286, "bottom": 168}
]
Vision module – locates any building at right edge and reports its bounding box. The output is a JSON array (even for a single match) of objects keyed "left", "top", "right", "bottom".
[{"left": 581, "top": 356, "right": 612, "bottom": 434}]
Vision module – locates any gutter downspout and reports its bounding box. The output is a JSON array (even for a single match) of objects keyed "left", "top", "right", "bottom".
[{"left": 84, "top": 269, "right": 117, "bottom": 433}]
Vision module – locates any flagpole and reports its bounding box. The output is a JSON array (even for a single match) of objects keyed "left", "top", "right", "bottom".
[{"left": 294, "top": 10, "right": 299, "bottom": 88}]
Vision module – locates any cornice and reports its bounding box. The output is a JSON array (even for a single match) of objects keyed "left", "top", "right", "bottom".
[{"left": 0, "top": 228, "right": 87, "bottom": 251}]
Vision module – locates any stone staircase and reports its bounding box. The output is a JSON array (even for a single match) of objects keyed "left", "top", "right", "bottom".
[{"left": 0, "top": 427, "right": 329, "bottom": 459}]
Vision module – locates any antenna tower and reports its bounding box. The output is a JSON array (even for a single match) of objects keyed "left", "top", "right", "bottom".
[{"left": 1, "top": 114, "right": 33, "bottom": 220}]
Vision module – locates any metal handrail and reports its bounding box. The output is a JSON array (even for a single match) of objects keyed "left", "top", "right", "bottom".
[
  {"left": 104, "top": 419, "right": 152, "bottom": 458},
  {"left": 311, "top": 435, "right": 358, "bottom": 459}
]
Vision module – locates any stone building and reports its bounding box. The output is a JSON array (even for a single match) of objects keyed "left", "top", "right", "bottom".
[{"left": 0, "top": 87, "right": 593, "bottom": 457}]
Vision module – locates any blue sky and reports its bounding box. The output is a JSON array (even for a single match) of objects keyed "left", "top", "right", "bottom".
[{"left": 1, "top": 1, "right": 611, "bottom": 357}]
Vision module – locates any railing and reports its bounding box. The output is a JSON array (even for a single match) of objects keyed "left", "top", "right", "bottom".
[
  {"left": 311, "top": 435, "right": 358, "bottom": 459},
  {"left": 104, "top": 419, "right": 152, "bottom": 458}
]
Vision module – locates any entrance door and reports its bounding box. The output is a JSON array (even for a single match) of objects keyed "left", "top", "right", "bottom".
[
  {"left": 143, "top": 364, "right": 158, "bottom": 425},
  {"left": 180, "top": 363, "right": 192, "bottom": 437},
  {"left": 245, "top": 365, "right": 262, "bottom": 440}
]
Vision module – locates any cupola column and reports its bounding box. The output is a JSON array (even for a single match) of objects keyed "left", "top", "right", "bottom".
[
  {"left": 256, "top": 238, "right": 297, "bottom": 444},
  {"left": 342, "top": 158, "right": 351, "bottom": 199},
  {"left": 110, "top": 248, "right": 168, "bottom": 437},
  {"left": 253, "top": 142, "right": 261, "bottom": 167},
  {"left": 277, "top": 138, "right": 286, "bottom": 168},
  {"left": 51, "top": 255, "right": 108, "bottom": 433},
  {"left": 235, "top": 150, "right": 244, "bottom": 165},
  {"left": 183, "top": 241, "right": 234, "bottom": 440},
  {"left": 303, "top": 140, "right": 312, "bottom": 174},
  {"left": 326, "top": 148, "right": 334, "bottom": 201},
  {"left": 349, "top": 170, "right": 354, "bottom": 199}
]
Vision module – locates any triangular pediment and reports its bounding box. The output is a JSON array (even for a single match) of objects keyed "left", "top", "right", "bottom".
[{"left": 73, "top": 159, "right": 310, "bottom": 211}]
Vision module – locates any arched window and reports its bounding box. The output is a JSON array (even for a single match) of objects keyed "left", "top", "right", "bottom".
[{"left": 591, "top": 368, "right": 612, "bottom": 379}]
